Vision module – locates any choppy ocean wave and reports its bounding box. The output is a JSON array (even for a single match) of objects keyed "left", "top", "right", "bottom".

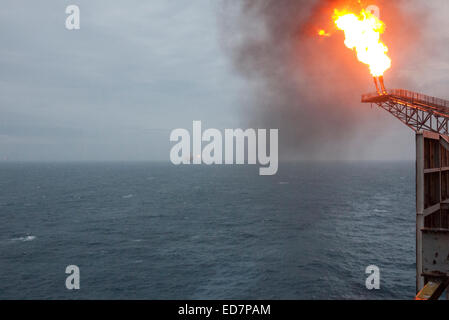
[{"left": 0, "top": 162, "right": 416, "bottom": 299}]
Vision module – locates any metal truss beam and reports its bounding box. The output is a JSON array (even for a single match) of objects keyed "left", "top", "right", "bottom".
[
  {"left": 362, "top": 90, "right": 449, "bottom": 135},
  {"left": 375, "top": 100, "right": 449, "bottom": 135}
]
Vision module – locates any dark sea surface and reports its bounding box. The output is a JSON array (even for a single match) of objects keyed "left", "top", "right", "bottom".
[{"left": 0, "top": 162, "right": 415, "bottom": 299}]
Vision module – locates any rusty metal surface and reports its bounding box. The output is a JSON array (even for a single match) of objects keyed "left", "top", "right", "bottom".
[
  {"left": 415, "top": 279, "right": 449, "bottom": 300},
  {"left": 422, "top": 230, "right": 449, "bottom": 276}
]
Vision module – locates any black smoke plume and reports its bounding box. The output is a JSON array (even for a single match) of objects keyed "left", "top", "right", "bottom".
[{"left": 218, "top": 0, "right": 425, "bottom": 160}]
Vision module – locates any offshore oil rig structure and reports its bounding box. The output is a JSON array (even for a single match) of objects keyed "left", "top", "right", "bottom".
[{"left": 362, "top": 83, "right": 449, "bottom": 300}]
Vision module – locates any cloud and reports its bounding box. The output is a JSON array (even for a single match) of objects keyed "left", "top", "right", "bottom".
[{"left": 0, "top": 0, "right": 240, "bottom": 161}]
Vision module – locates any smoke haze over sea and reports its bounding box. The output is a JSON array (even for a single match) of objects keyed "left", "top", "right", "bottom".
[
  {"left": 218, "top": 0, "right": 447, "bottom": 161},
  {"left": 1, "top": 0, "right": 449, "bottom": 301},
  {"left": 0, "top": 1, "right": 447, "bottom": 161}
]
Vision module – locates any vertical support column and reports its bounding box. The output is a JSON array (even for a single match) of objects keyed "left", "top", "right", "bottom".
[{"left": 416, "top": 133, "right": 425, "bottom": 292}]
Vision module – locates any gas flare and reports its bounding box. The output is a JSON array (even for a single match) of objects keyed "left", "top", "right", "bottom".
[
  {"left": 318, "top": 29, "right": 330, "bottom": 37},
  {"left": 332, "top": 8, "right": 391, "bottom": 77}
]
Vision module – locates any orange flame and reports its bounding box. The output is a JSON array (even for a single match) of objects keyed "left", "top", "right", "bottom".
[
  {"left": 333, "top": 9, "right": 391, "bottom": 77},
  {"left": 318, "top": 29, "right": 330, "bottom": 37}
]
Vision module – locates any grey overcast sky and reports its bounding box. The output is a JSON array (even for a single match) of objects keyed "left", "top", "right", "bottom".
[{"left": 0, "top": 1, "right": 448, "bottom": 161}]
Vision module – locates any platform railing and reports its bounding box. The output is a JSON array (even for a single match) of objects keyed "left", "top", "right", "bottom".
[{"left": 362, "top": 90, "right": 449, "bottom": 109}]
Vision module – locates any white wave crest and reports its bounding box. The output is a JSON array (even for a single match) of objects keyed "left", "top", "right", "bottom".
[{"left": 10, "top": 235, "right": 36, "bottom": 242}]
